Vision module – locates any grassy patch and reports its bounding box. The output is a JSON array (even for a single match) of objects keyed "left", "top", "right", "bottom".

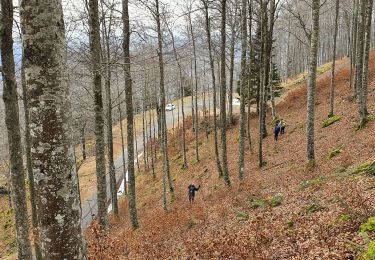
[
  {"left": 327, "top": 147, "right": 342, "bottom": 159},
  {"left": 299, "top": 177, "right": 325, "bottom": 190},
  {"left": 248, "top": 196, "right": 268, "bottom": 209},
  {"left": 231, "top": 208, "right": 249, "bottom": 221},
  {"left": 322, "top": 115, "right": 341, "bottom": 128},
  {"left": 362, "top": 240, "right": 375, "bottom": 259},
  {"left": 349, "top": 160, "right": 375, "bottom": 175},
  {"left": 248, "top": 193, "right": 284, "bottom": 209},
  {"left": 360, "top": 217, "right": 375, "bottom": 233},
  {"left": 305, "top": 202, "right": 323, "bottom": 213},
  {"left": 269, "top": 193, "right": 284, "bottom": 207}
]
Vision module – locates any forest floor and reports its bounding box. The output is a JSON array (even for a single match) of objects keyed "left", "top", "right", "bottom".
[{"left": 86, "top": 54, "right": 375, "bottom": 259}]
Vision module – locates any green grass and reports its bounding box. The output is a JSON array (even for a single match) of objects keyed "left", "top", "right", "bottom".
[
  {"left": 305, "top": 202, "right": 323, "bottom": 213},
  {"left": 327, "top": 147, "right": 342, "bottom": 159},
  {"left": 360, "top": 217, "right": 375, "bottom": 233},
  {"left": 362, "top": 240, "right": 375, "bottom": 259},
  {"left": 322, "top": 115, "right": 341, "bottom": 128},
  {"left": 349, "top": 160, "right": 375, "bottom": 175}
]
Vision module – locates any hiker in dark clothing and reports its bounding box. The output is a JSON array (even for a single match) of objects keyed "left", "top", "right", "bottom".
[
  {"left": 274, "top": 121, "right": 281, "bottom": 141},
  {"left": 188, "top": 184, "right": 200, "bottom": 202}
]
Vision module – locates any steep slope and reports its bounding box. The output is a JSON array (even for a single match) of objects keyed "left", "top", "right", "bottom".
[{"left": 87, "top": 54, "right": 375, "bottom": 259}]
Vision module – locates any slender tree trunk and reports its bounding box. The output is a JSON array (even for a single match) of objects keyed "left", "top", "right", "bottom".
[
  {"left": 148, "top": 106, "right": 156, "bottom": 178},
  {"left": 220, "top": 0, "right": 231, "bottom": 186},
  {"left": 123, "top": 0, "right": 139, "bottom": 229},
  {"left": 21, "top": 51, "right": 41, "bottom": 258},
  {"left": 238, "top": 0, "right": 247, "bottom": 180},
  {"left": 355, "top": 0, "right": 367, "bottom": 127},
  {"left": 156, "top": 0, "right": 174, "bottom": 208},
  {"left": 306, "top": 0, "right": 321, "bottom": 162},
  {"left": 102, "top": 8, "right": 118, "bottom": 215},
  {"left": 350, "top": 0, "right": 359, "bottom": 93},
  {"left": 117, "top": 84, "right": 127, "bottom": 195},
  {"left": 134, "top": 113, "right": 140, "bottom": 172},
  {"left": 202, "top": 0, "right": 223, "bottom": 177},
  {"left": 228, "top": 10, "right": 237, "bottom": 126},
  {"left": 247, "top": 0, "right": 253, "bottom": 152},
  {"left": 329, "top": 0, "right": 340, "bottom": 117},
  {"left": 1, "top": 2, "right": 32, "bottom": 258},
  {"left": 88, "top": 0, "right": 108, "bottom": 229},
  {"left": 80, "top": 126, "right": 87, "bottom": 161},
  {"left": 20, "top": 0, "right": 86, "bottom": 256},
  {"left": 258, "top": 0, "right": 266, "bottom": 167},
  {"left": 362, "top": 0, "right": 373, "bottom": 116},
  {"left": 168, "top": 26, "right": 187, "bottom": 167}
]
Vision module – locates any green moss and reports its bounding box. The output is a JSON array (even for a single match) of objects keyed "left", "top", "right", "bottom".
[
  {"left": 360, "top": 217, "right": 375, "bottom": 233},
  {"left": 361, "top": 240, "right": 375, "bottom": 259},
  {"left": 349, "top": 160, "right": 375, "bottom": 175},
  {"left": 269, "top": 193, "right": 283, "bottom": 207},
  {"left": 338, "top": 214, "right": 351, "bottom": 222},
  {"left": 231, "top": 208, "right": 249, "bottom": 221},
  {"left": 299, "top": 176, "right": 325, "bottom": 190},
  {"left": 249, "top": 197, "right": 267, "bottom": 209},
  {"left": 305, "top": 202, "right": 323, "bottom": 213},
  {"left": 327, "top": 147, "right": 342, "bottom": 159},
  {"left": 322, "top": 115, "right": 341, "bottom": 128},
  {"left": 286, "top": 219, "right": 294, "bottom": 227}
]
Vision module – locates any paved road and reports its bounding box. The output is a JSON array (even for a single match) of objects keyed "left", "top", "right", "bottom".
[{"left": 80, "top": 96, "right": 216, "bottom": 228}]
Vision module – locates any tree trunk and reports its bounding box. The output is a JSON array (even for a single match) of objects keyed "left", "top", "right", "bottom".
[
  {"left": 228, "top": 12, "right": 237, "bottom": 126},
  {"left": 306, "top": 0, "right": 321, "bottom": 162},
  {"left": 20, "top": 0, "right": 86, "bottom": 256},
  {"left": 123, "top": 0, "right": 139, "bottom": 229},
  {"left": 88, "top": 0, "right": 108, "bottom": 229},
  {"left": 148, "top": 106, "right": 156, "bottom": 178},
  {"left": 102, "top": 6, "right": 118, "bottom": 215},
  {"left": 247, "top": 0, "right": 253, "bottom": 152},
  {"left": 238, "top": 0, "right": 247, "bottom": 181},
  {"left": 354, "top": 0, "right": 367, "bottom": 127},
  {"left": 202, "top": 0, "right": 223, "bottom": 176},
  {"left": 156, "top": 0, "right": 174, "bottom": 208},
  {"left": 1, "top": 1, "right": 33, "bottom": 258},
  {"left": 350, "top": 0, "right": 359, "bottom": 93},
  {"left": 258, "top": 0, "right": 266, "bottom": 167},
  {"left": 329, "top": 0, "right": 340, "bottom": 117},
  {"left": 362, "top": 0, "right": 373, "bottom": 116},
  {"left": 220, "top": 0, "right": 231, "bottom": 186},
  {"left": 21, "top": 49, "right": 42, "bottom": 258},
  {"left": 116, "top": 84, "right": 127, "bottom": 195},
  {"left": 80, "top": 126, "right": 87, "bottom": 161}
]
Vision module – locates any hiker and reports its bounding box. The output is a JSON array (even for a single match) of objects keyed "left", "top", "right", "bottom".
[
  {"left": 188, "top": 184, "right": 200, "bottom": 203},
  {"left": 274, "top": 121, "right": 281, "bottom": 141},
  {"left": 280, "top": 119, "right": 287, "bottom": 134}
]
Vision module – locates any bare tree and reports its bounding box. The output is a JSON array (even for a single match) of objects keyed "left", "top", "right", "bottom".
[
  {"left": 123, "top": 0, "right": 139, "bottom": 229},
  {"left": 1, "top": 1, "right": 32, "bottom": 258},
  {"left": 202, "top": 0, "right": 223, "bottom": 176},
  {"left": 20, "top": 0, "right": 86, "bottom": 256},
  {"left": 88, "top": 0, "right": 109, "bottom": 229},
  {"left": 220, "top": 0, "right": 231, "bottom": 186},
  {"left": 238, "top": 0, "right": 248, "bottom": 180},
  {"left": 306, "top": 0, "right": 320, "bottom": 163},
  {"left": 328, "top": 0, "right": 340, "bottom": 117}
]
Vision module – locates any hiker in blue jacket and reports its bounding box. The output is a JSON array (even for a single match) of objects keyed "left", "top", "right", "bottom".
[
  {"left": 188, "top": 184, "right": 200, "bottom": 202},
  {"left": 274, "top": 121, "right": 281, "bottom": 141}
]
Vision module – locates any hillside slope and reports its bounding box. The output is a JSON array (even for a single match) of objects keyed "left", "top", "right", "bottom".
[{"left": 87, "top": 55, "right": 375, "bottom": 259}]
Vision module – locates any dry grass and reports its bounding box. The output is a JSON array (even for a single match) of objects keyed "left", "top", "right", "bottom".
[{"left": 86, "top": 54, "right": 375, "bottom": 259}]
